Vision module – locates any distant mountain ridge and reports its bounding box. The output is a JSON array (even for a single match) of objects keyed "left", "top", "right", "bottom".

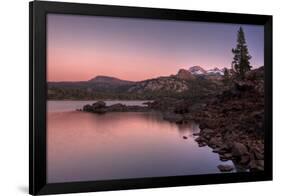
[
  {"left": 48, "top": 75, "right": 134, "bottom": 90},
  {"left": 188, "top": 66, "right": 224, "bottom": 76},
  {"left": 88, "top": 75, "right": 134, "bottom": 85},
  {"left": 49, "top": 66, "right": 225, "bottom": 86},
  {"left": 48, "top": 67, "right": 227, "bottom": 99}
]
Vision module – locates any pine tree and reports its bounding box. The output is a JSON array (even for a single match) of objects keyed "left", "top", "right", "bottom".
[{"left": 231, "top": 27, "right": 252, "bottom": 79}]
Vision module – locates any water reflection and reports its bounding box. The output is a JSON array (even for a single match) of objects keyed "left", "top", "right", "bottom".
[{"left": 47, "top": 102, "right": 235, "bottom": 183}]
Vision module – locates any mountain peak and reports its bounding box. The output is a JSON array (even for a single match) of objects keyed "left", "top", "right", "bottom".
[
  {"left": 188, "top": 66, "right": 207, "bottom": 75},
  {"left": 88, "top": 75, "right": 134, "bottom": 85},
  {"left": 207, "top": 67, "right": 224, "bottom": 75},
  {"left": 176, "top": 69, "right": 195, "bottom": 80},
  {"left": 90, "top": 75, "right": 116, "bottom": 80}
]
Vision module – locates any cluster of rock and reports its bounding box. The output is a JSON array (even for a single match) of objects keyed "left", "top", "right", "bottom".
[
  {"left": 191, "top": 67, "right": 264, "bottom": 171},
  {"left": 82, "top": 101, "right": 149, "bottom": 113},
  {"left": 194, "top": 129, "right": 264, "bottom": 171},
  {"left": 128, "top": 76, "right": 190, "bottom": 94}
]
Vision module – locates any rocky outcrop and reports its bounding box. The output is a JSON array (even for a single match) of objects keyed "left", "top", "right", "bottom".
[
  {"left": 188, "top": 66, "right": 207, "bottom": 75},
  {"left": 176, "top": 69, "right": 195, "bottom": 80},
  {"left": 217, "top": 164, "right": 234, "bottom": 172},
  {"left": 232, "top": 142, "right": 249, "bottom": 158},
  {"left": 245, "top": 66, "right": 264, "bottom": 80},
  {"left": 83, "top": 101, "right": 107, "bottom": 113},
  {"left": 128, "top": 76, "right": 190, "bottom": 93},
  {"left": 146, "top": 98, "right": 186, "bottom": 111},
  {"left": 82, "top": 101, "right": 149, "bottom": 113}
]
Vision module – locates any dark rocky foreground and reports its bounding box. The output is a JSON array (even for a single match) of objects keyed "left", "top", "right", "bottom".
[
  {"left": 192, "top": 68, "right": 264, "bottom": 171},
  {"left": 81, "top": 67, "right": 265, "bottom": 172}
]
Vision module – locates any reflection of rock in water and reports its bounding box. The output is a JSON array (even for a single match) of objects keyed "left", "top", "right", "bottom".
[
  {"left": 217, "top": 164, "right": 234, "bottom": 172},
  {"left": 232, "top": 160, "right": 249, "bottom": 172},
  {"left": 177, "top": 125, "right": 202, "bottom": 142},
  {"left": 176, "top": 121, "right": 200, "bottom": 135},
  {"left": 49, "top": 107, "right": 232, "bottom": 182}
]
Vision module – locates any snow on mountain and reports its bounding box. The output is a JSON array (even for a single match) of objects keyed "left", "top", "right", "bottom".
[
  {"left": 188, "top": 66, "right": 207, "bottom": 75},
  {"left": 207, "top": 67, "right": 224, "bottom": 75},
  {"left": 188, "top": 66, "right": 225, "bottom": 76}
]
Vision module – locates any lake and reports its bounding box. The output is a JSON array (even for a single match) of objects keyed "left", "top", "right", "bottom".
[{"left": 47, "top": 100, "right": 236, "bottom": 183}]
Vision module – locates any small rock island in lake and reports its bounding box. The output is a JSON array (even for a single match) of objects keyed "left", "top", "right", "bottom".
[{"left": 82, "top": 101, "right": 150, "bottom": 113}]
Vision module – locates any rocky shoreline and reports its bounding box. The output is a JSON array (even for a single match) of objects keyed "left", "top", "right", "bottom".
[
  {"left": 80, "top": 67, "right": 265, "bottom": 172},
  {"left": 193, "top": 68, "right": 264, "bottom": 171}
]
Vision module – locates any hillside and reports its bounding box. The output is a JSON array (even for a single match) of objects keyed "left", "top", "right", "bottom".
[{"left": 48, "top": 67, "right": 226, "bottom": 100}]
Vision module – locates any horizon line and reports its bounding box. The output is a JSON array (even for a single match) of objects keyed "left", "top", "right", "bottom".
[{"left": 47, "top": 64, "right": 263, "bottom": 83}]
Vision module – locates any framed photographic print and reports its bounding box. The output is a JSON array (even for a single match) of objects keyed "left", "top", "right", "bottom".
[{"left": 29, "top": 1, "right": 273, "bottom": 195}]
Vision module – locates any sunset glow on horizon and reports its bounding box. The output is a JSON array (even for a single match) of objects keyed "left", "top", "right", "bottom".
[{"left": 47, "top": 14, "right": 264, "bottom": 82}]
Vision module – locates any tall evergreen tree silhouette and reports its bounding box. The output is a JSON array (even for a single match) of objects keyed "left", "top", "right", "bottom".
[{"left": 231, "top": 27, "right": 252, "bottom": 78}]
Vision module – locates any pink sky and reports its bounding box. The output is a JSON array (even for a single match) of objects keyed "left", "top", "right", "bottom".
[
  {"left": 47, "top": 44, "right": 223, "bottom": 81},
  {"left": 47, "top": 14, "right": 264, "bottom": 82}
]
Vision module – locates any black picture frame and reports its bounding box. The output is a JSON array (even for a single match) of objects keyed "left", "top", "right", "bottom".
[{"left": 29, "top": 1, "right": 273, "bottom": 195}]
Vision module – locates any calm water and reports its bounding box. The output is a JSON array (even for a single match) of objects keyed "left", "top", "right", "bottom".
[{"left": 47, "top": 100, "right": 235, "bottom": 183}]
